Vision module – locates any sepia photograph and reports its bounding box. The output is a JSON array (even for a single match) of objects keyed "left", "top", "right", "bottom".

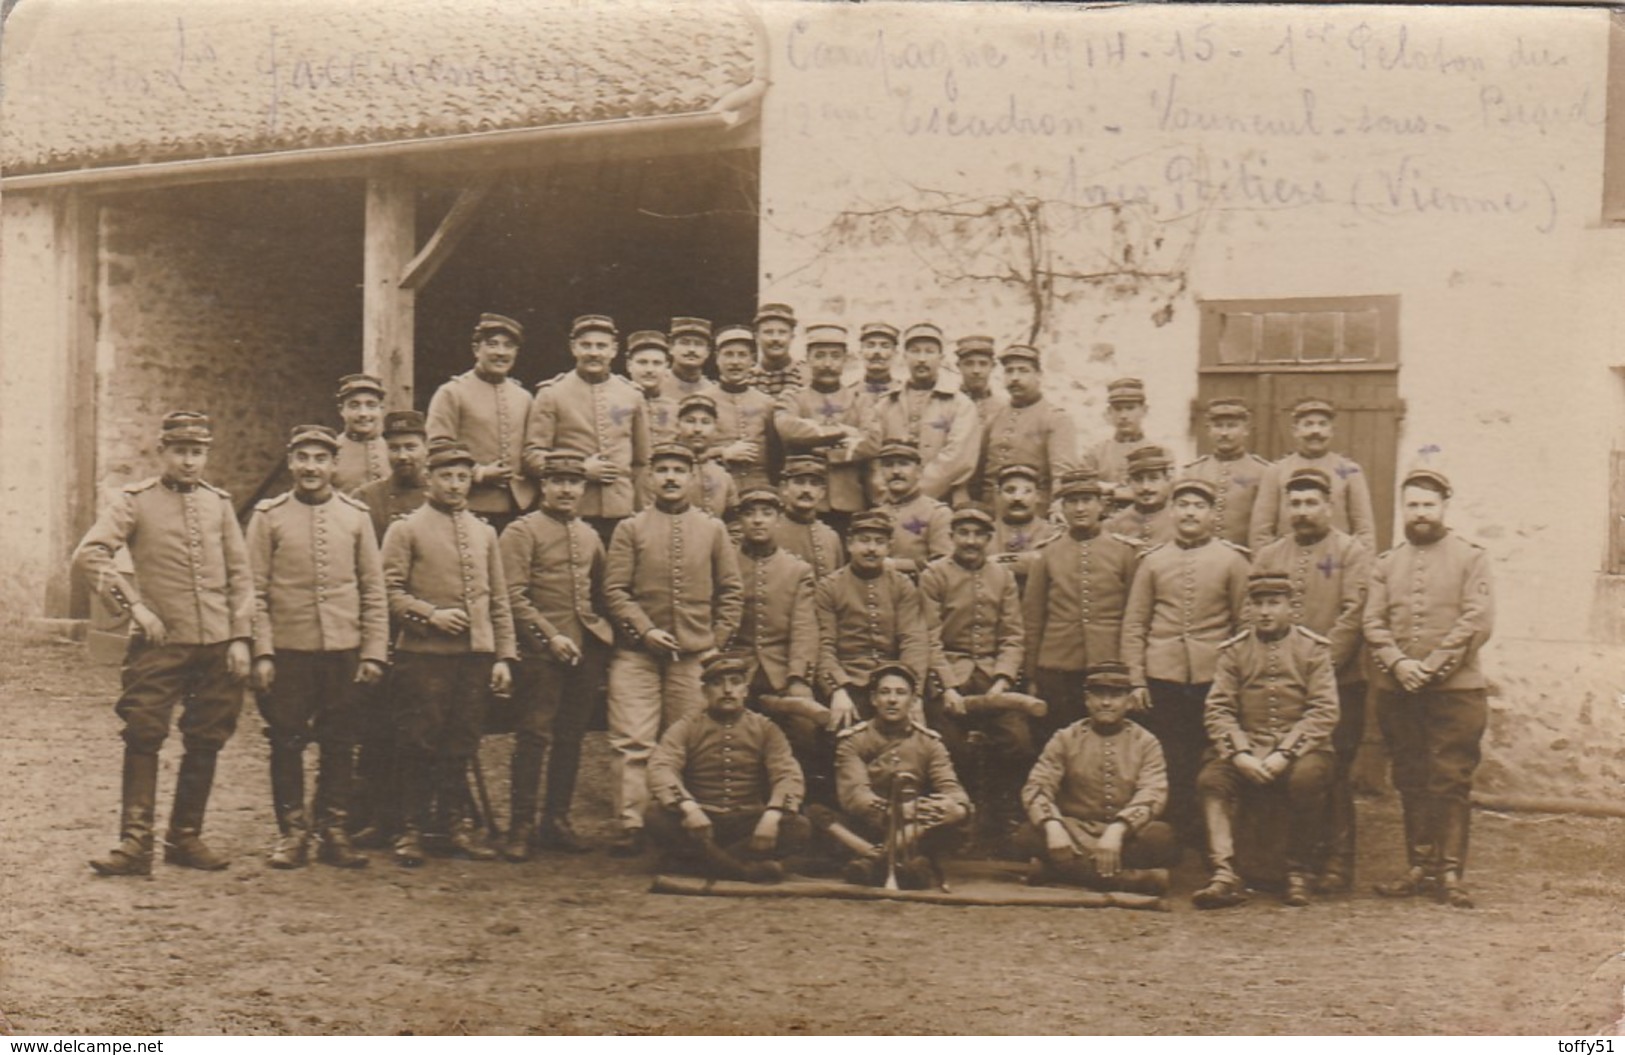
[{"left": 0, "top": 0, "right": 1622, "bottom": 1037}]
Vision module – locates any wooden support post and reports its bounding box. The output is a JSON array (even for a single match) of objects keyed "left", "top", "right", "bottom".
[
  {"left": 50, "top": 191, "right": 99, "bottom": 618},
  {"left": 363, "top": 171, "right": 417, "bottom": 411}
]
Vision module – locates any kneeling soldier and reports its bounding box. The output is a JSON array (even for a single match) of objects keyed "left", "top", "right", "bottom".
[
  {"left": 1015, "top": 663, "right": 1177, "bottom": 895},
  {"left": 645, "top": 652, "right": 810, "bottom": 882},
  {"left": 247, "top": 425, "right": 389, "bottom": 869},
  {"left": 1193, "top": 573, "right": 1338, "bottom": 909},
  {"left": 73, "top": 411, "right": 254, "bottom": 875}
]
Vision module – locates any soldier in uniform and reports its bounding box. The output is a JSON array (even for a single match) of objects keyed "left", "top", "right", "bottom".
[
  {"left": 332, "top": 373, "right": 390, "bottom": 492},
  {"left": 498, "top": 452, "right": 613, "bottom": 859},
  {"left": 380, "top": 442, "right": 517, "bottom": 866},
  {"left": 872, "top": 440, "right": 952, "bottom": 577},
  {"left": 773, "top": 455, "right": 846, "bottom": 580},
  {"left": 919, "top": 503, "right": 1030, "bottom": 840},
  {"left": 660, "top": 316, "right": 719, "bottom": 403},
  {"left": 987, "top": 463, "right": 1060, "bottom": 586},
  {"left": 856, "top": 321, "right": 901, "bottom": 398},
  {"left": 1022, "top": 470, "right": 1142, "bottom": 742},
  {"left": 1121, "top": 477, "right": 1252, "bottom": 845},
  {"left": 711, "top": 325, "right": 778, "bottom": 494},
  {"left": 814, "top": 510, "right": 932, "bottom": 729},
  {"left": 1194, "top": 573, "right": 1338, "bottom": 909},
  {"left": 1253, "top": 466, "right": 1372, "bottom": 890},
  {"left": 625, "top": 330, "right": 679, "bottom": 445},
  {"left": 636, "top": 393, "right": 736, "bottom": 520},
  {"left": 425, "top": 313, "right": 537, "bottom": 533},
  {"left": 871, "top": 323, "right": 979, "bottom": 502},
  {"left": 74, "top": 411, "right": 254, "bottom": 876},
  {"left": 1089, "top": 377, "right": 1153, "bottom": 485},
  {"left": 1181, "top": 398, "right": 1272, "bottom": 548},
  {"left": 352, "top": 410, "right": 431, "bottom": 543},
  {"left": 646, "top": 651, "right": 810, "bottom": 882},
  {"left": 1015, "top": 662, "right": 1177, "bottom": 895},
  {"left": 772, "top": 325, "right": 875, "bottom": 532},
  {"left": 524, "top": 315, "right": 649, "bottom": 544},
  {"left": 1250, "top": 398, "right": 1377, "bottom": 552},
  {"left": 749, "top": 303, "right": 805, "bottom": 396},
  {"left": 955, "top": 334, "right": 1007, "bottom": 427},
  {"left": 821, "top": 664, "right": 971, "bottom": 888},
  {"left": 1104, "top": 444, "right": 1177, "bottom": 546},
  {"left": 603, "top": 442, "right": 744, "bottom": 857},
  {"left": 1365, "top": 467, "right": 1493, "bottom": 909},
  {"left": 974, "top": 344, "right": 1078, "bottom": 505},
  {"left": 247, "top": 424, "right": 387, "bottom": 869}
]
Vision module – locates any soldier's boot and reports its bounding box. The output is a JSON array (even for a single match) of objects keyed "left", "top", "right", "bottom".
[
  {"left": 740, "top": 859, "right": 785, "bottom": 884},
  {"left": 1053, "top": 853, "right": 1106, "bottom": 889},
  {"left": 349, "top": 741, "right": 396, "bottom": 848},
  {"left": 313, "top": 744, "right": 368, "bottom": 869},
  {"left": 163, "top": 750, "right": 230, "bottom": 871},
  {"left": 393, "top": 828, "right": 427, "bottom": 868},
  {"left": 502, "top": 736, "right": 543, "bottom": 863},
  {"left": 536, "top": 812, "right": 593, "bottom": 854},
  {"left": 894, "top": 853, "right": 936, "bottom": 890},
  {"left": 1374, "top": 794, "right": 1438, "bottom": 898},
  {"left": 692, "top": 831, "right": 751, "bottom": 881},
  {"left": 1318, "top": 778, "right": 1357, "bottom": 893},
  {"left": 1436, "top": 798, "right": 1474, "bottom": 909},
  {"left": 842, "top": 850, "right": 884, "bottom": 886},
  {"left": 442, "top": 761, "right": 497, "bottom": 862},
  {"left": 393, "top": 750, "right": 433, "bottom": 867},
  {"left": 266, "top": 741, "right": 309, "bottom": 870},
  {"left": 1113, "top": 869, "right": 1172, "bottom": 897},
  {"left": 1283, "top": 872, "right": 1313, "bottom": 908},
  {"left": 1191, "top": 798, "right": 1248, "bottom": 909},
  {"left": 90, "top": 750, "right": 159, "bottom": 877}
]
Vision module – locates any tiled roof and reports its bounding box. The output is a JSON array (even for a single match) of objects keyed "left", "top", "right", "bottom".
[{"left": 1, "top": 0, "right": 757, "bottom": 175}]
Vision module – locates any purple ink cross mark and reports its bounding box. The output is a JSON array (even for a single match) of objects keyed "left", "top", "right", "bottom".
[
  {"left": 903, "top": 515, "right": 929, "bottom": 537},
  {"left": 928, "top": 414, "right": 954, "bottom": 435},
  {"left": 818, "top": 399, "right": 844, "bottom": 422},
  {"left": 609, "top": 404, "right": 635, "bottom": 428},
  {"left": 1316, "top": 554, "right": 1339, "bottom": 578},
  {"left": 1334, "top": 461, "right": 1361, "bottom": 480}
]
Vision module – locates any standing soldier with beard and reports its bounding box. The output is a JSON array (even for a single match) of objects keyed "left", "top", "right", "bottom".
[
  {"left": 426, "top": 313, "right": 536, "bottom": 534},
  {"left": 1365, "top": 467, "right": 1493, "bottom": 909},
  {"left": 352, "top": 411, "right": 431, "bottom": 542}
]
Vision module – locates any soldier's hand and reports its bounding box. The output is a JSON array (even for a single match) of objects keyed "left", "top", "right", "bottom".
[
  {"left": 129, "top": 603, "right": 168, "bottom": 646},
  {"left": 750, "top": 810, "right": 781, "bottom": 853},
  {"left": 1043, "top": 819, "right": 1075, "bottom": 856},
  {"left": 549, "top": 635, "right": 583, "bottom": 665},
  {"left": 489, "top": 660, "right": 514, "bottom": 697},
  {"left": 785, "top": 678, "right": 815, "bottom": 699},
  {"left": 1129, "top": 687, "right": 1151, "bottom": 714},
  {"left": 225, "top": 641, "right": 252, "bottom": 682},
  {"left": 583, "top": 454, "right": 620, "bottom": 484},
  {"left": 429, "top": 608, "right": 471, "bottom": 635},
  {"left": 721, "top": 440, "right": 759, "bottom": 464},
  {"left": 475, "top": 463, "right": 513, "bottom": 486},
  {"left": 1232, "top": 753, "right": 1271, "bottom": 786},
  {"left": 942, "top": 688, "right": 968, "bottom": 717},
  {"left": 1394, "top": 659, "right": 1430, "bottom": 692},
  {"left": 829, "top": 689, "right": 858, "bottom": 730},
  {"left": 644, "top": 628, "right": 681, "bottom": 656},
  {"left": 1260, "top": 751, "right": 1290, "bottom": 781},
  {"left": 680, "top": 800, "right": 713, "bottom": 832},
  {"left": 1094, "top": 822, "right": 1126, "bottom": 877},
  {"left": 251, "top": 657, "right": 276, "bottom": 693},
  {"left": 355, "top": 659, "right": 386, "bottom": 686}
]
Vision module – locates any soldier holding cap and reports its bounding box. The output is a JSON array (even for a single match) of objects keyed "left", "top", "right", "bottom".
[
  {"left": 645, "top": 651, "right": 810, "bottom": 883},
  {"left": 1022, "top": 469, "right": 1142, "bottom": 741},
  {"left": 774, "top": 455, "right": 846, "bottom": 579},
  {"left": 955, "top": 335, "right": 1008, "bottom": 428},
  {"left": 1121, "top": 475, "right": 1252, "bottom": 846},
  {"left": 425, "top": 313, "right": 536, "bottom": 532},
  {"left": 814, "top": 510, "right": 931, "bottom": 729},
  {"left": 871, "top": 323, "right": 980, "bottom": 501},
  {"left": 772, "top": 325, "right": 877, "bottom": 529},
  {"left": 74, "top": 412, "right": 255, "bottom": 876},
  {"left": 873, "top": 439, "right": 953, "bottom": 576},
  {"left": 1016, "top": 662, "right": 1177, "bottom": 895},
  {"left": 246, "top": 424, "right": 388, "bottom": 870},
  {"left": 1091, "top": 376, "right": 1175, "bottom": 487},
  {"left": 524, "top": 315, "right": 649, "bottom": 542},
  {"left": 974, "top": 344, "right": 1078, "bottom": 504},
  {"left": 333, "top": 373, "right": 390, "bottom": 492},
  {"left": 1253, "top": 465, "right": 1372, "bottom": 891},
  {"left": 352, "top": 410, "right": 431, "bottom": 544},
  {"left": 1104, "top": 444, "right": 1177, "bottom": 546},
  {"left": 749, "top": 303, "right": 805, "bottom": 396},
  {"left": 661, "top": 316, "right": 720, "bottom": 403},
  {"left": 498, "top": 451, "right": 614, "bottom": 859},
  {"left": 625, "top": 330, "right": 680, "bottom": 445},
  {"left": 1194, "top": 573, "right": 1339, "bottom": 909},
  {"left": 603, "top": 441, "right": 744, "bottom": 857},
  {"left": 380, "top": 441, "right": 518, "bottom": 866},
  {"left": 1250, "top": 398, "right": 1377, "bottom": 552},
  {"left": 711, "top": 325, "right": 779, "bottom": 493},
  {"left": 1365, "top": 466, "right": 1493, "bottom": 909},
  {"left": 1181, "top": 398, "right": 1272, "bottom": 548}
]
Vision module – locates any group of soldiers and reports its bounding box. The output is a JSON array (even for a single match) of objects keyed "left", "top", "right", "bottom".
[{"left": 72, "top": 306, "right": 1494, "bottom": 909}]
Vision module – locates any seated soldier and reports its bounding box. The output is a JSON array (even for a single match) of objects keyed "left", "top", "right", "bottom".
[
  {"left": 1193, "top": 573, "right": 1338, "bottom": 909},
  {"left": 645, "top": 652, "right": 810, "bottom": 883},
  {"left": 1014, "top": 663, "right": 1177, "bottom": 895},
  {"left": 813, "top": 664, "right": 971, "bottom": 889}
]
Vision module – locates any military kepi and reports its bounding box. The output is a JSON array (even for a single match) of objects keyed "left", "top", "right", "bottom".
[
  {"left": 700, "top": 650, "right": 753, "bottom": 683},
  {"left": 538, "top": 451, "right": 588, "bottom": 478},
  {"left": 571, "top": 314, "right": 618, "bottom": 339},
  {"left": 286, "top": 423, "right": 340, "bottom": 453},
  {"left": 159, "top": 411, "right": 214, "bottom": 446},
  {"left": 1084, "top": 662, "right": 1135, "bottom": 692},
  {"left": 474, "top": 313, "right": 524, "bottom": 341},
  {"left": 336, "top": 373, "right": 386, "bottom": 400},
  {"left": 1246, "top": 572, "right": 1294, "bottom": 599},
  {"left": 382, "top": 410, "right": 427, "bottom": 437},
  {"left": 426, "top": 441, "right": 476, "bottom": 469}
]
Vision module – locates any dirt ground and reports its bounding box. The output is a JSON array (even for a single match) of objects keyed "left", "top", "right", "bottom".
[{"left": 2, "top": 636, "right": 1623, "bottom": 1036}]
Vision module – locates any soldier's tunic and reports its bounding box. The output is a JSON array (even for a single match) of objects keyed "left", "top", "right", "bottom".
[
  {"left": 773, "top": 514, "right": 846, "bottom": 580},
  {"left": 773, "top": 381, "right": 878, "bottom": 514},
  {"left": 735, "top": 544, "right": 818, "bottom": 693},
  {"left": 334, "top": 433, "right": 389, "bottom": 493},
  {"left": 876, "top": 491, "right": 952, "bottom": 571},
  {"left": 1250, "top": 451, "right": 1377, "bottom": 552},
  {"left": 645, "top": 391, "right": 680, "bottom": 446},
  {"left": 964, "top": 388, "right": 1008, "bottom": 427},
  {"left": 1103, "top": 503, "right": 1175, "bottom": 548},
  {"left": 713, "top": 381, "right": 779, "bottom": 493},
  {"left": 1198, "top": 625, "right": 1339, "bottom": 875},
  {"left": 73, "top": 476, "right": 254, "bottom": 753},
  {"left": 747, "top": 358, "right": 806, "bottom": 398},
  {"left": 919, "top": 556, "right": 1030, "bottom": 774},
  {"left": 813, "top": 566, "right": 931, "bottom": 706},
  {"left": 871, "top": 379, "right": 980, "bottom": 500},
  {"left": 1182, "top": 451, "right": 1272, "bottom": 547},
  {"left": 603, "top": 502, "right": 744, "bottom": 831},
  {"left": 524, "top": 370, "right": 649, "bottom": 521},
  {"left": 1021, "top": 528, "right": 1141, "bottom": 738},
  {"left": 426, "top": 370, "right": 537, "bottom": 516},
  {"left": 1017, "top": 719, "right": 1175, "bottom": 866},
  {"left": 975, "top": 396, "right": 1079, "bottom": 504},
  {"left": 350, "top": 476, "right": 428, "bottom": 544},
  {"left": 834, "top": 721, "right": 970, "bottom": 846}
]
